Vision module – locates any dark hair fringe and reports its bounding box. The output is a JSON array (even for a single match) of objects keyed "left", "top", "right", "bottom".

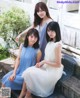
[
  {"left": 46, "top": 21, "right": 61, "bottom": 42},
  {"left": 24, "top": 28, "right": 39, "bottom": 49}
]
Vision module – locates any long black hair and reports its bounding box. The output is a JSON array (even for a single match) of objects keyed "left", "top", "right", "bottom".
[
  {"left": 34, "top": 2, "right": 51, "bottom": 27},
  {"left": 24, "top": 28, "right": 39, "bottom": 49},
  {"left": 46, "top": 21, "right": 61, "bottom": 42}
]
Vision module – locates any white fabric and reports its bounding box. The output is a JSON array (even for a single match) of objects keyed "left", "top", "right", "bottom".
[{"left": 22, "top": 41, "right": 63, "bottom": 97}]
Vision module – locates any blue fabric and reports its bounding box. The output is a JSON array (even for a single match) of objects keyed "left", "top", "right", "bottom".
[
  {"left": 38, "top": 23, "right": 47, "bottom": 60},
  {"left": 2, "top": 46, "right": 38, "bottom": 90}
]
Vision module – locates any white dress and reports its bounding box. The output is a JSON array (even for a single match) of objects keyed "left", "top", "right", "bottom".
[{"left": 22, "top": 41, "right": 63, "bottom": 97}]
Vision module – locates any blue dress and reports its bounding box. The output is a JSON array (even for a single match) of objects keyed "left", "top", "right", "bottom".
[
  {"left": 2, "top": 46, "right": 38, "bottom": 90},
  {"left": 36, "top": 23, "right": 47, "bottom": 60}
]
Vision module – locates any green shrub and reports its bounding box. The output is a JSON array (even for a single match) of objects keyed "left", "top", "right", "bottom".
[
  {"left": 0, "top": 45, "right": 10, "bottom": 60},
  {"left": 0, "top": 7, "right": 30, "bottom": 48}
]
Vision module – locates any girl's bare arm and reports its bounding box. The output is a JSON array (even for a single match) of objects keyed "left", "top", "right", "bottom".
[{"left": 16, "top": 25, "right": 34, "bottom": 41}]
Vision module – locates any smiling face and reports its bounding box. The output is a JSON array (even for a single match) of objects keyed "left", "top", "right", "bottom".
[
  {"left": 28, "top": 34, "right": 38, "bottom": 46},
  {"left": 37, "top": 8, "right": 46, "bottom": 19}
]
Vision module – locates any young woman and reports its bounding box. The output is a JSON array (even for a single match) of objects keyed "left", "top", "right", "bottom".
[
  {"left": 19, "top": 21, "right": 63, "bottom": 98},
  {"left": 2, "top": 28, "right": 41, "bottom": 90},
  {"left": 16, "top": 2, "right": 53, "bottom": 60}
]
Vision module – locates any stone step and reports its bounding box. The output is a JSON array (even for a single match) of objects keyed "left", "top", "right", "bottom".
[{"left": 61, "top": 76, "right": 80, "bottom": 98}]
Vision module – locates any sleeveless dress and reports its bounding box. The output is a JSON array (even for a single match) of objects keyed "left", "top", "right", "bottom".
[
  {"left": 2, "top": 46, "right": 38, "bottom": 90},
  {"left": 22, "top": 41, "right": 64, "bottom": 97}
]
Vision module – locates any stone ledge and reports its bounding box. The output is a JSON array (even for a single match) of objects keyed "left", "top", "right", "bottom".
[
  {"left": 0, "top": 58, "right": 15, "bottom": 65},
  {"left": 9, "top": 49, "right": 19, "bottom": 57},
  {"left": 0, "top": 62, "right": 13, "bottom": 73}
]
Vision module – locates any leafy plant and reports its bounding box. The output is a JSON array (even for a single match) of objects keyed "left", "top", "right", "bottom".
[
  {"left": 0, "top": 45, "right": 10, "bottom": 60},
  {"left": 0, "top": 7, "right": 30, "bottom": 48}
]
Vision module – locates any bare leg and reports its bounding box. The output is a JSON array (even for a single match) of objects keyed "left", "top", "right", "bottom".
[
  {"left": 25, "top": 91, "right": 32, "bottom": 98},
  {"left": 18, "top": 82, "right": 27, "bottom": 98}
]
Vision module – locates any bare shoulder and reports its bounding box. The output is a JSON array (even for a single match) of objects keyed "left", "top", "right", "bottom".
[
  {"left": 47, "top": 18, "right": 53, "bottom": 24},
  {"left": 56, "top": 42, "right": 62, "bottom": 49}
]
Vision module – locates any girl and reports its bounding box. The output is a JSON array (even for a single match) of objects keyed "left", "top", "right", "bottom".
[
  {"left": 2, "top": 28, "right": 41, "bottom": 90},
  {"left": 16, "top": 2, "right": 53, "bottom": 60},
  {"left": 19, "top": 21, "right": 63, "bottom": 98}
]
